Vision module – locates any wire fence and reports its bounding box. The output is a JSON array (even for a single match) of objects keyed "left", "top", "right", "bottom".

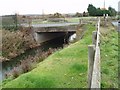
[{"left": 2, "top": 14, "right": 32, "bottom": 31}]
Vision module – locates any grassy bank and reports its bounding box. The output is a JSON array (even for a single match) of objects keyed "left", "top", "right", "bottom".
[
  {"left": 2, "top": 24, "right": 95, "bottom": 88},
  {"left": 100, "top": 22, "right": 118, "bottom": 88},
  {"left": 1, "top": 29, "right": 38, "bottom": 61}
]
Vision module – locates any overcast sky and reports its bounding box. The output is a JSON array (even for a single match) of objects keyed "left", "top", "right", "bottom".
[{"left": 0, "top": 0, "right": 119, "bottom": 15}]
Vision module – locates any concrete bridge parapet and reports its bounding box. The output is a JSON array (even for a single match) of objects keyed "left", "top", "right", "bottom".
[{"left": 24, "top": 23, "right": 78, "bottom": 44}]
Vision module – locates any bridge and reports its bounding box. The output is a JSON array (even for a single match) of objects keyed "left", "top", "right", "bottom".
[
  {"left": 28, "top": 23, "right": 80, "bottom": 44},
  {"left": 33, "top": 23, "right": 78, "bottom": 32}
]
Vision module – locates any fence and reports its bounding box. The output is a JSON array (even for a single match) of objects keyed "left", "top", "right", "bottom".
[
  {"left": 2, "top": 15, "right": 18, "bottom": 30},
  {"left": 88, "top": 18, "right": 101, "bottom": 89},
  {"left": 2, "top": 14, "right": 32, "bottom": 31}
]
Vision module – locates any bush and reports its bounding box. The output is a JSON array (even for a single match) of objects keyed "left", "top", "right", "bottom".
[{"left": 2, "top": 29, "right": 38, "bottom": 61}]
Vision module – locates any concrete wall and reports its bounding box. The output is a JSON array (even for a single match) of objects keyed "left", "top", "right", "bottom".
[{"left": 34, "top": 32, "right": 66, "bottom": 44}]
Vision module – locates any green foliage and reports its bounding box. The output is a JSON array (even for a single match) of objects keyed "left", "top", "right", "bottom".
[
  {"left": 87, "top": 4, "right": 117, "bottom": 16},
  {"left": 96, "top": 8, "right": 103, "bottom": 16},
  {"left": 3, "top": 24, "right": 95, "bottom": 88},
  {"left": 108, "top": 7, "right": 117, "bottom": 16},
  {"left": 87, "top": 4, "right": 97, "bottom": 16}
]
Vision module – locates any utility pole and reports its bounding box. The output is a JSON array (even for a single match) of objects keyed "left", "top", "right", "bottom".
[
  {"left": 103, "top": 0, "right": 107, "bottom": 26},
  {"left": 104, "top": 0, "right": 105, "bottom": 9},
  {"left": 42, "top": 9, "right": 45, "bottom": 20},
  {"left": 103, "top": 0, "right": 106, "bottom": 16}
]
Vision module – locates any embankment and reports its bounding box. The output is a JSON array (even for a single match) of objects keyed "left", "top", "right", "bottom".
[
  {"left": 100, "top": 22, "right": 118, "bottom": 88},
  {"left": 2, "top": 24, "right": 95, "bottom": 88}
]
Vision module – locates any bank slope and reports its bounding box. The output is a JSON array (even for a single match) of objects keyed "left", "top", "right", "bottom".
[
  {"left": 3, "top": 24, "right": 95, "bottom": 88},
  {"left": 100, "top": 24, "right": 118, "bottom": 88}
]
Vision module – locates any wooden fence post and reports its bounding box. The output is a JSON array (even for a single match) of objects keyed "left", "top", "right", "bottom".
[
  {"left": 91, "top": 47, "right": 100, "bottom": 89},
  {"left": 88, "top": 45, "right": 95, "bottom": 88},
  {"left": 79, "top": 19, "right": 82, "bottom": 25},
  {"left": 91, "top": 17, "right": 101, "bottom": 89},
  {"left": 92, "top": 31, "right": 97, "bottom": 45}
]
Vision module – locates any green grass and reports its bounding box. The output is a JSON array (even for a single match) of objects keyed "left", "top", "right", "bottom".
[
  {"left": 31, "top": 18, "right": 80, "bottom": 24},
  {"left": 32, "top": 17, "right": 97, "bottom": 24},
  {"left": 32, "top": 20, "right": 64, "bottom": 24},
  {"left": 2, "top": 24, "right": 95, "bottom": 88},
  {"left": 65, "top": 17, "right": 80, "bottom": 23},
  {"left": 100, "top": 25, "right": 118, "bottom": 88},
  {"left": 65, "top": 17, "right": 97, "bottom": 23}
]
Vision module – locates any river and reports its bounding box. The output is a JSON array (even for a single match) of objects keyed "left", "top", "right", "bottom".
[{"left": 1, "top": 32, "right": 74, "bottom": 81}]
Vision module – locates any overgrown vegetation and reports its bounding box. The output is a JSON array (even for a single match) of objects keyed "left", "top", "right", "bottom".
[
  {"left": 2, "top": 24, "right": 95, "bottom": 88},
  {"left": 1, "top": 29, "right": 38, "bottom": 62},
  {"left": 4, "top": 48, "right": 58, "bottom": 80},
  {"left": 100, "top": 22, "right": 118, "bottom": 88}
]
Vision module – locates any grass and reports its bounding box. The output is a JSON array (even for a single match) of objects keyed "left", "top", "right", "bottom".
[
  {"left": 100, "top": 22, "right": 118, "bottom": 88},
  {"left": 65, "top": 17, "right": 80, "bottom": 23},
  {"left": 2, "top": 24, "right": 95, "bottom": 88},
  {"left": 31, "top": 18, "right": 80, "bottom": 24},
  {"left": 65, "top": 17, "right": 97, "bottom": 23},
  {"left": 32, "top": 17, "right": 97, "bottom": 24},
  {"left": 32, "top": 20, "right": 64, "bottom": 24}
]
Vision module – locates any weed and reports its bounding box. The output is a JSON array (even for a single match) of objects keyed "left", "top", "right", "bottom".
[{"left": 12, "top": 68, "right": 19, "bottom": 78}]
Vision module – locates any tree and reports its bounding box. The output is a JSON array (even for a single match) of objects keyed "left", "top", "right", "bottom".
[
  {"left": 53, "top": 12, "right": 64, "bottom": 18},
  {"left": 108, "top": 7, "right": 117, "bottom": 16},
  {"left": 83, "top": 11, "right": 86, "bottom": 17},
  {"left": 87, "top": 4, "right": 116, "bottom": 16},
  {"left": 96, "top": 8, "right": 103, "bottom": 16},
  {"left": 75, "top": 12, "right": 82, "bottom": 17},
  {"left": 87, "top": 4, "right": 97, "bottom": 16}
]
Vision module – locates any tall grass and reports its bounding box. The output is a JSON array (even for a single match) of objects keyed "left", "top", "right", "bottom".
[
  {"left": 100, "top": 22, "right": 118, "bottom": 88},
  {"left": 4, "top": 48, "right": 58, "bottom": 80},
  {"left": 1, "top": 29, "right": 38, "bottom": 62}
]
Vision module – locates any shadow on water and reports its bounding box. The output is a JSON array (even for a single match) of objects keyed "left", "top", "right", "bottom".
[{"left": 1, "top": 32, "right": 74, "bottom": 81}]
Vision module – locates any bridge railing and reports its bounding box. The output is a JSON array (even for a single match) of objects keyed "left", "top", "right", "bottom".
[
  {"left": 34, "top": 25, "right": 77, "bottom": 32},
  {"left": 88, "top": 18, "right": 101, "bottom": 89}
]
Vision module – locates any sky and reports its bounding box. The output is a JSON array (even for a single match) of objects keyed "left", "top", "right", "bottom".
[
  {"left": 0, "top": 0, "right": 120, "bottom": 15},
  {"left": 118, "top": 1, "right": 120, "bottom": 11}
]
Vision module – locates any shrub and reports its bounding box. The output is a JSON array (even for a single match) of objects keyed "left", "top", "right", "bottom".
[{"left": 2, "top": 29, "right": 38, "bottom": 61}]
